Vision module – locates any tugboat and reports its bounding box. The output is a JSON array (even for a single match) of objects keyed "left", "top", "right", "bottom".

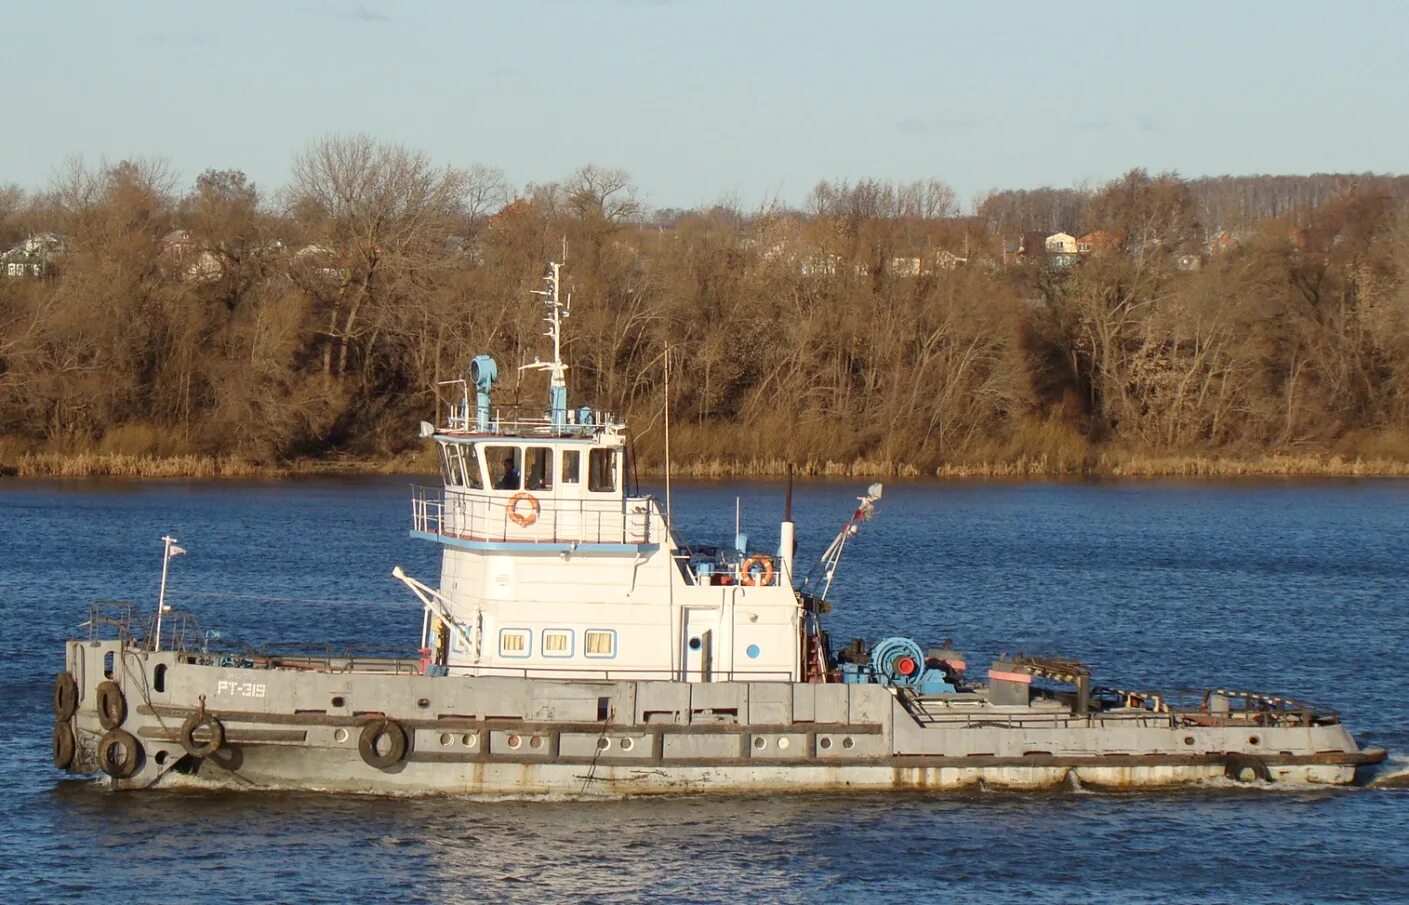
[{"left": 52, "top": 263, "right": 1386, "bottom": 794}]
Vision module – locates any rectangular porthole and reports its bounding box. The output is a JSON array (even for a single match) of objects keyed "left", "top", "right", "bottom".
[
  {"left": 584, "top": 629, "right": 616, "bottom": 659},
  {"left": 542, "top": 629, "right": 573, "bottom": 658},
  {"left": 499, "top": 628, "right": 531, "bottom": 658}
]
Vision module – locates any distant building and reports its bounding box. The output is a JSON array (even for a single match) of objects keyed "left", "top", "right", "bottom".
[
  {"left": 291, "top": 244, "right": 345, "bottom": 285},
  {"left": 1077, "top": 230, "right": 1119, "bottom": 255},
  {"left": 1044, "top": 232, "right": 1077, "bottom": 269},
  {"left": 931, "top": 249, "right": 968, "bottom": 270},
  {"left": 1207, "top": 230, "right": 1238, "bottom": 257},
  {"left": 160, "top": 230, "right": 224, "bottom": 283},
  {"left": 1, "top": 233, "right": 66, "bottom": 278},
  {"left": 889, "top": 256, "right": 923, "bottom": 277}
]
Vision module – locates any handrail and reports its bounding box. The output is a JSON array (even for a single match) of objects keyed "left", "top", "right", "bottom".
[
  {"left": 445, "top": 663, "right": 796, "bottom": 681},
  {"left": 411, "top": 484, "right": 655, "bottom": 545}
]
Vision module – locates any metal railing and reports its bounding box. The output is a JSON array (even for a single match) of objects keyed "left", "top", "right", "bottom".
[
  {"left": 412, "top": 484, "right": 655, "bottom": 545},
  {"left": 443, "top": 663, "right": 795, "bottom": 682},
  {"left": 434, "top": 384, "right": 622, "bottom": 438}
]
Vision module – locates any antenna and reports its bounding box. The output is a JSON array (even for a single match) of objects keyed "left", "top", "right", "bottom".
[
  {"left": 802, "top": 483, "right": 883, "bottom": 603},
  {"left": 663, "top": 344, "right": 673, "bottom": 530},
  {"left": 521, "top": 261, "right": 570, "bottom": 430}
]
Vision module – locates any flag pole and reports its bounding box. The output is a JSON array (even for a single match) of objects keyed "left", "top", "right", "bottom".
[{"left": 154, "top": 535, "right": 179, "bottom": 651}]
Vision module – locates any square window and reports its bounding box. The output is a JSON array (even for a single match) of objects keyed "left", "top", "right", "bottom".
[
  {"left": 584, "top": 629, "right": 616, "bottom": 658},
  {"left": 499, "top": 628, "right": 530, "bottom": 657},
  {"left": 542, "top": 629, "right": 572, "bottom": 657}
]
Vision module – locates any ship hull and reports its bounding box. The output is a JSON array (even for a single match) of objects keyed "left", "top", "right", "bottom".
[{"left": 55, "top": 640, "right": 1381, "bottom": 796}]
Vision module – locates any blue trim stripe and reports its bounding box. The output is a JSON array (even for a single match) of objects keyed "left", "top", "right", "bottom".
[{"left": 409, "top": 530, "right": 652, "bottom": 554}]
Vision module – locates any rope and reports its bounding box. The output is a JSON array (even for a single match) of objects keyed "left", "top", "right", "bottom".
[{"left": 578, "top": 713, "right": 614, "bottom": 795}]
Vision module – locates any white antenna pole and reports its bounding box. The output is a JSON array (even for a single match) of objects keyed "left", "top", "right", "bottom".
[
  {"left": 524, "top": 261, "right": 571, "bottom": 429},
  {"left": 154, "top": 535, "right": 175, "bottom": 651},
  {"left": 735, "top": 497, "right": 741, "bottom": 535},
  {"left": 663, "top": 345, "right": 673, "bottom": 529}
]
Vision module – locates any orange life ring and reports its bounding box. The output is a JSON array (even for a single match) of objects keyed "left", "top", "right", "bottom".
[
  {"left": 506, "top": 492, "right": 541, "bottom": 527},
  {"left": 740, "top": 554, "right": 774, "bottom": 586}
]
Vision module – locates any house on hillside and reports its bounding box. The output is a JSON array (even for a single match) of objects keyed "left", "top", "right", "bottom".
[
  {"left": 1077, "top": 230, "right": 1119, "bottom": 256},
  {"left": 889, "top": 256, "right": 923, "bottom": 277},
  {"left": 1207, "top": 230, "right": 1238, "bottom": 258},
  {"left": 160, "top": 230, "right": 223, "bottom": 283},
  {"left": 1, "top": 233, "right": 66, "bottom": 278},
  {"left": 291, "top": 244, "right": 345, "bottom": 286},
  {"left": 932, "top": 249, "right": 968, "bottom": 270},
  {"left": 1045, "top": 232, "right": 1079, "bottom": 269}
]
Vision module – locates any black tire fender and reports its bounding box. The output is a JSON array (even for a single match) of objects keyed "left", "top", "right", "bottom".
[
  {"left": 53, "top": 672, "right": 78, "bottom": 721},
  {"left": 358, "top": 718, "right": 409, "bottom": 769},
  {"left": 1225, "top": 754, "right": 1271, "bottom": 783},
  {"left": 98, "top": 729, "right": 143, "bottom": 779},
  {"left": 52, "top": 721, "right": 76, "bottom": 770},
  {"left": 179, "top": 712, "right": 226, "bottom": 758},
  {"left": 96, "top": 681, "right": 126, "bottom": 730}
]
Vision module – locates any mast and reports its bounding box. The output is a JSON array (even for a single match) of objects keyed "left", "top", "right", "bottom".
[
  {"left": 521, "top": 261, "right": 571, "bottom": 430},
  {"left": 152, "top": 535, "right": 185, "bottom": 651}
]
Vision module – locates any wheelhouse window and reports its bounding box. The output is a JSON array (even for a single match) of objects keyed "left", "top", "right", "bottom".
[
  {"left": 525, "top": 446, "right": 554, "bottom": 491},
  {"left": 542, "top": 629, "right": 573, "bottom": 657},
  {"left": 440, "top": 443, "right": 485, "bottom": 488},
  {"left": 588, "top": 449, "right": 617, "bottom": 493},
  {"left": 464, "top": 444, "right": 484, "bottom": 489},
  {"left": 499, "top": 629, "right": 530, "bottom": 657},
  {"left": 487, "top": 446, "right": 522, "bottom": 491},
  {"left": 561, "top": 449, "right": 581, "bottom": 485},
  {"left": 438, "top": 443, "right": 461, "bottom": 486},
  {"left": 584, "top": 629, "right": 616, "bottom": 658}
]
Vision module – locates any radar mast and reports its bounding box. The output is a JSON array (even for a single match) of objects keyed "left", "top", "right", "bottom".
[{"left": 520, "top": 261, "right": 571, "bottom": 430}]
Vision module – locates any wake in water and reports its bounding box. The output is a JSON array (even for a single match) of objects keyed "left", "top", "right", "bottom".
[{"left": 1363, "top": 753, "right": 1409, "bottom": 788}]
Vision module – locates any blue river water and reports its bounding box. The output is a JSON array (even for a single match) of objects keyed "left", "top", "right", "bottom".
[{"left": 1, "top": 476, "right": 1406, "bottom": 903}]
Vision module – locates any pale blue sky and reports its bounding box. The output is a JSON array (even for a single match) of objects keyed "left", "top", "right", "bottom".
[{"left": 3, "top": 0, "right": 1404, "bottom": 210}]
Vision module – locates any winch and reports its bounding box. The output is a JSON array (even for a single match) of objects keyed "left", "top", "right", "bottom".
[{"left": 839, "top": 636, "right": 958, "bottom": 695}]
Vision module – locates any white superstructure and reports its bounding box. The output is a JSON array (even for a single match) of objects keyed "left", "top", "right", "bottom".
[{"left": 407, "top": 263, "right": 804, "bottom": 683}]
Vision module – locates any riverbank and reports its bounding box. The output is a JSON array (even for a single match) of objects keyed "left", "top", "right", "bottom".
[
  {"left": 5, "top": 450, "right": 1409, "bottom": 479},
  {"left": 0, "top": 452, "right": 428, "bottom": 479}
]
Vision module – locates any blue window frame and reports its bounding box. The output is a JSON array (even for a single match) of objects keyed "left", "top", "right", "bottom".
[
  {"left": 584, "top": 629, "right": 617, "bottom": 659},
  {"left": 499, "top": 628, "right": 531, "bottom": 658},
  {"left": 541, "top": 628, "right": 574, "bottom": 658}
]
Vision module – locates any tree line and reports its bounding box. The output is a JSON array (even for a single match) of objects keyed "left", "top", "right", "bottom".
[{"left": 2, "top": 139, "right": 1408, "bottom": 474}]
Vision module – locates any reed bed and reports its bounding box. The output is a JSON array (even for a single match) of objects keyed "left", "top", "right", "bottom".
[
  {"left": 5, "top": 450, "right": 1409, "bottom": 481},
  {"left": 2, "top": 452, "right": 426, "bottom": 479}
]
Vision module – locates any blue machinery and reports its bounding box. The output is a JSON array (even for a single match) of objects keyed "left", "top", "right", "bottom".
[
  {"left": 840, "top": 636, "right": 958, "bottom": 696},
  {"left": 469, "top": 355, "right": 498, "bottom": 432}
]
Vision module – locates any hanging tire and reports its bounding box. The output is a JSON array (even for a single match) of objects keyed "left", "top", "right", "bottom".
[
  {"left": 96, "top": 681, "right": 126, "bottom": 730},
  {"left": 1225, "top": 754, "right": 1271, "bottom": 784},
  {"left": 53, "top": 672, "right": 78, "bottom": 721},
  {"left": 98, "top": 729, "right": 143, "bottom": 779},
  {"left": 358, "top": 718, "right": 409, "bottom": 769},
  {"left": 179, "top": 712, "right": 225, "bottom": 758},
  {"left": 52, "top": 722, "right": 76, "bottom": 770}
]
